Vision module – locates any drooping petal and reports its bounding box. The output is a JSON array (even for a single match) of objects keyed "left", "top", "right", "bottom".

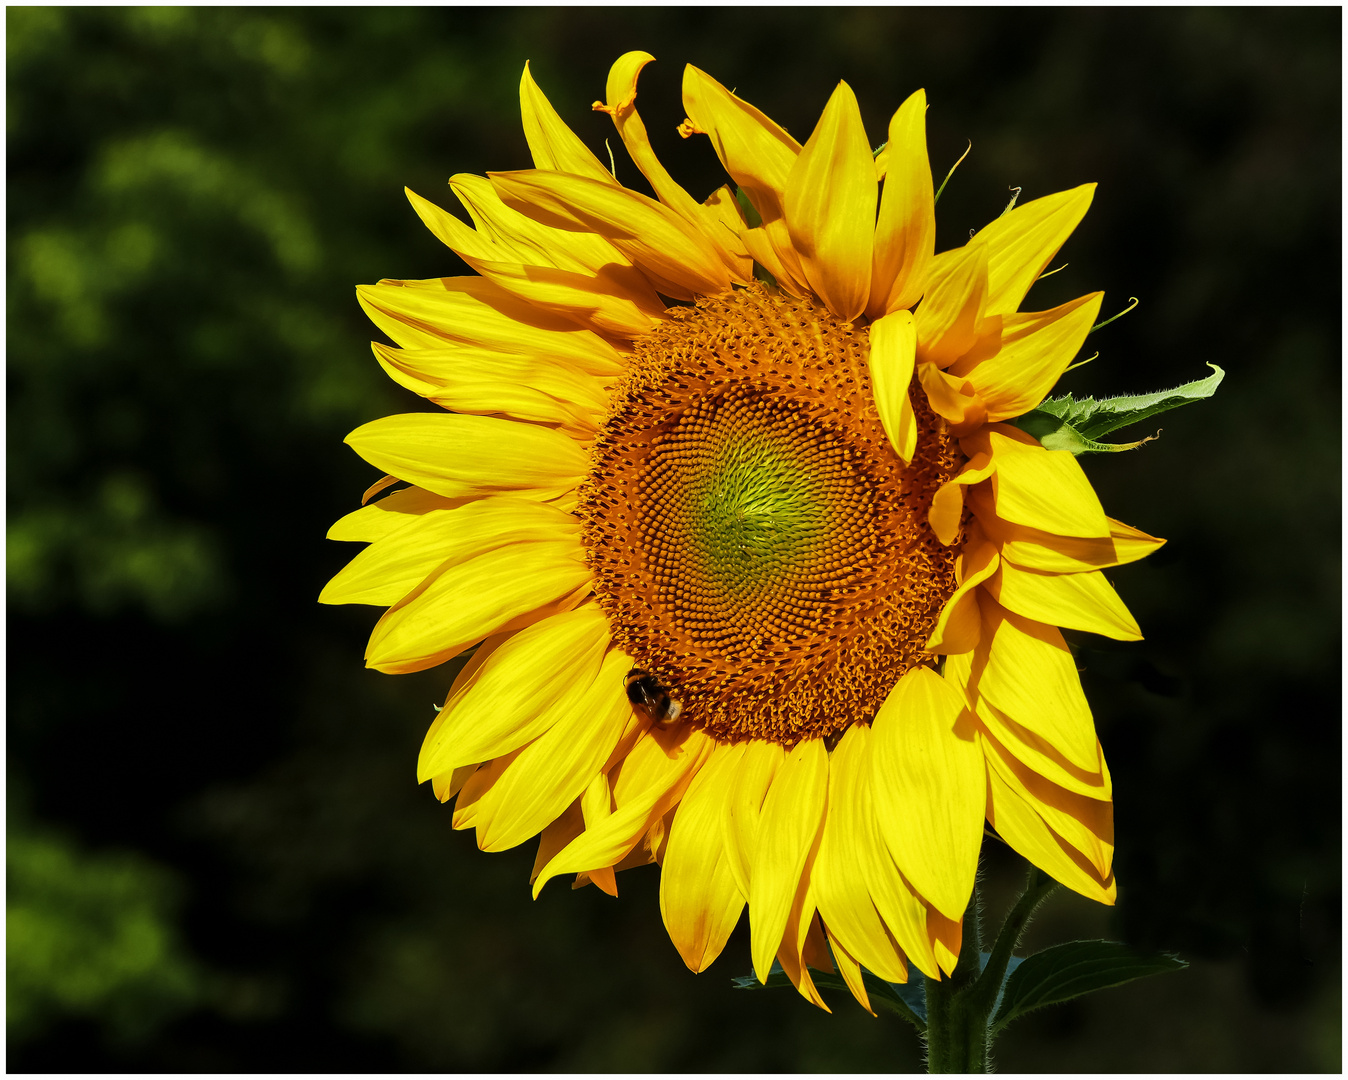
[
  {"left": 345, "top": 413, "right": 589, "bottom": 502},
  {"left": 417, "top": 605, "right": 610, "bottom": 777},
  {"left": 969, "top": 485, "right": 1165, "bottom": 572},
  {"left": 982, "top": 728, "right": 1113, "bottom": 877},
  {"left": 519, "top": 61, "right": 618, "bottom": 184},
  {"left": 988, "top": 562, "right": 1142, "bottom": 641},
  {"left": 825, "top": 929, "right": 875, "bottom": 1015},
  {"left": 871, "top": 667, "right": 985, "bottom": 922},
  {"left": 749, "top": 737, "right": 829, "bottom": 982},
  {"left": 783, "top": 81, "right": 877, "bottom": 322},
  {"left": 971, "top": 184, "right": 1096, "bottom": 317},
  {"left": 659, "top": 742, "right": 748, "bottom": 973},
  {"left": 869, "top": 89, "right": 935, "bottom": 318},
  {"left": 972, "top": 594, "right": 1101, "bottom": 774},
  {"left": 867, "top": 309, "right": 918, "bottom": 464},
  {"left": 986, "top": 758, "right": 1116, "bottom": 905}
]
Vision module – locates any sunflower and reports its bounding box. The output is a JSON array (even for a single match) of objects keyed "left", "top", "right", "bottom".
[{"left": 322, "top": 53, "right": 1162, "bottom": 1013}]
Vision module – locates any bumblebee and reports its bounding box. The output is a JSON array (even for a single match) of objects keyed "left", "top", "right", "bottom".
[{"left": 624, "top": 668, "right": 683, "bottom": 725}]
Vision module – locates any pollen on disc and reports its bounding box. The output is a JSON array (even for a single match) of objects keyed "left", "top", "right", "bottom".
[{"left": 579, "top": 285, "right": 962, "bottom": 745}]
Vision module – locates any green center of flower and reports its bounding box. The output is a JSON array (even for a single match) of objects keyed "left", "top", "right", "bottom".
[{"left": 580, "top": 285, "right": 961, "bottom": 745}]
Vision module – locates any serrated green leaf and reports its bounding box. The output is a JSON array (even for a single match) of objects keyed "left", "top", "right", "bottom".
[
  {"left": 1012, "top": 363, "right": 1223, "bottom": 454},
  {"left": 989, "top": 940, "right": 1187, "bottom": 1033}
]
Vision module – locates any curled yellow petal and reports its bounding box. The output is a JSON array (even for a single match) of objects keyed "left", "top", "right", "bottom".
[{"left": 867, "top": 309, "right": 918, "bottom": 464}]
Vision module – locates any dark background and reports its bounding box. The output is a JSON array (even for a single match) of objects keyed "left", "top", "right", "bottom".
[{"left": 7, "top": 7, "right": 1340, "bottom": 1071}]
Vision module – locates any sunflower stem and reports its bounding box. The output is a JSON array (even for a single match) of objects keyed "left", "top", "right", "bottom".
[
  {"left": 923, "top": 866, "right": 1059, "bottom": 1072},
  {"left": 923, "top": 889, "right": 988, "bottom": 1073}
]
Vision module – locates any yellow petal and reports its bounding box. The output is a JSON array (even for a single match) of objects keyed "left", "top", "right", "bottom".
[
  {"left": 982, "top": 726, "right": 1113, "bottom": 878},
  {"left": 955, "top": 292, "right": 1103, "bottom": 421},
  {"left": 867, "top": 310, "right": 918, "bottom": 464},
  {"left": 825, "top": 929, "right": 876, "bottom": 1015},
  {"left": 321, "top": 497, "right": 580, "bottom": 607},
  {"left": 982, "top": 426, "right": 1110, "bottom": 539},
  {"left": 870, "top": 667, "right": 985, "bottom": 922},
  {"left": 416, "top": 605, "right": 609, "bottom": 778},
  {"left": 470, "top": 648, "right": 634, "bottom": 852},
  {"left": 971, "top": 184, "right": 1095, "bottom": 317},
  {"left": 985, "top": 754, "right": 1116, "bottom": 905},
  {"left": 356, "top": 277, "right": 625, "bottom": 375},
  {"left": 974, "top": 595, "right": 1100, "bottom": 773},
  {"left": 659, "top": 743, "right": 748, "bottom": 973},
  {"left": 947, "top": 648, "right": 1108, "bottom": 801},
  {"left": 783, "top": 81, "right": 876, "bottom": 322},
  {"left": 345, "top": 413, "right": 589, "bottom": 502},
  {"left": 462, "top": 254, "right": 662, "bottom": 339},
  {"left": 774, "top": 882, "right": 831, "bottom": 1011},
  {"left": 365, "top": 540, "right": 589, "bottom": 674},
  {"left": 372, "top": 341, "right": 610, "bottom": 434},
  {"left": 680, "top": 64, "right": 801, "bottom": 226},
  {"left": 869, "top": 89, "right": 935, "bottom": 318},
  {"left": 721, "top": 740, "right": 786, "bottom": 901},
  {"left": 988, "top": 562, "right": 1142, "bottom": 641},
  {"left": 489, "top": 169, "right": 731, "bottom": 298},
  {"left": 925, "top": 531, "right": 1000, "bottom": 654},
  {"left": 430, "top": 763, "right": 477, "bottom": 804},
  {"left": 326, "top": 487, "right": 461, "bottom": 543},
  {"left": 599, "top": 53, "right": 751, "bottom": 281},
  {"left": 749, "top": 737, "right": 829, "bottom": 982},
  {"left": 812, "top": 724, "right": 912, "bottom": 985},
  {"left": 927, "top": 444, "right": 995, "bottom": 546},
  {"left": 531, "top": 797, "right": 586, "bottom": 886},
  {"left": 916, "top": 361, "right": 988, "bottom": 435},
  {"left": 519, "top": 61, "right": 617, "bottom": 184},
  {"left": 533, "top": 724, "right": 714, "bottom": 896},
  {"left": 914, "top": 241, "right": 989, "bottom": 368},
  {"left": 969, "top": 485, "right": 1164, "bottom": 573}
]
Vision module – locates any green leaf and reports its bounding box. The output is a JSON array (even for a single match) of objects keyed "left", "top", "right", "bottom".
[
  {"left": 1011, "top": 363, "right": 1224, "bottom": 454},
  {"left": 989, "top": 940, "right": 1187, "bottom": 1033}
]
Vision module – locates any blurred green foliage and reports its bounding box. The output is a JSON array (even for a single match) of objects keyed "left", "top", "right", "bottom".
[
  {"left": 8, "top": 804, "right": 203, "bottom": 1043},
  {"left": 7, "top": 6, "right": 1340, "bottom": 1072}
]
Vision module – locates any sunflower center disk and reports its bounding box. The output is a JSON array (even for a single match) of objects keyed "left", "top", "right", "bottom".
[{"left": 580, "top": 286, "right": 961, "bottom": 745}]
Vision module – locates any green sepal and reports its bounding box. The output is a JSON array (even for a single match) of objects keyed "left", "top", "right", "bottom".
[
  {"left": 1012, "top": 363, "right": 1224, "bottom": 454},
  {"left": 989, "top": 940, "right": 1188, "bottom": 1034},
  {"left": 734, "top": 186, "right": 762, "bottom": 230}
]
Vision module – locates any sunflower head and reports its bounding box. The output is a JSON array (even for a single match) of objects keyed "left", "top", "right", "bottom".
[{"left": 324, "top": 52, "right": 1162, "bottom": 1011}]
